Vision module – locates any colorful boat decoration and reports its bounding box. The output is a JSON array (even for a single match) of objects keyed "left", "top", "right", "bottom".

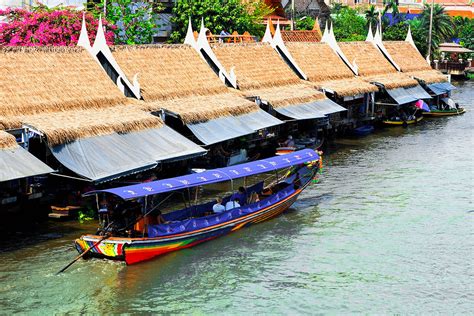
[
  {"left": 383, "top": 116, "right": 424, "bottom": 126},
  {"left": 423, "top": 108, "right": 466, "bottom": 117},
  {"left": 76, "top": 149, "right": 321, "bottom": 265}
]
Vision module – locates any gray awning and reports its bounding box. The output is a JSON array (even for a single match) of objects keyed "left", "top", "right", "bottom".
[
  {"left": 405, "top": 85, "right": 432, "bottom": 100},
  {"left": 274, "top": 99, "right": 346, "bottom": 120},
  {"left": 0, "top": 146, "right": 54, "bottom": 182},
  {"left": 187, "top": 116, "right": 255, "bottom": 146},
  {"left": 387, "top": 88, "right": 419, "bottom": 105},
  {"left": 51, "top": 127, "right": 205, "bottom": 183},
  {"left": 119, "top": 126, "right": 206, "bottom": 163},
  {"left": 234, "top": 110, "right": 283, "bottom": 131},
  {"left": 427, "top": 82, "right": 456, "bottom": 96},
  {"left": 387, "top": 85, "right": 432, "bottom": 105}
]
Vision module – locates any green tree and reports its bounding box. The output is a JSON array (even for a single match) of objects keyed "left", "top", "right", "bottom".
[
  {"left": 169, "top": 0, "right": 272, "bottom": 43},
  {"left": 332, "top": 7, "right": 366, "bottom": 41},
  {"left": 295, "top": 16, "right": 315, "bottom": 30},
  {"left": 453, "top": 16, "right": 474, "bottom": 50},
  {"left": 365, "top": 5, "right": 378, "bottom": 33},
  {"left": 91, "top": 0, "right": 161, "bottom": 45},
  {"left": 420, "top": 4, "right": 454, "bottom": 56},
  {"left": 383, "top": 22, "right": 408, "bottom": 40}
]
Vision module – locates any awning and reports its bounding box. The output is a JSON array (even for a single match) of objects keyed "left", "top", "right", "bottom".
[
  {"left": 274, "top": 99, "right": 346, "bottom": 120},
  {"left": 187, "top": 116, "right": 255, "bottom": 146},
  {"left": 51, "top": 127, "right": 205, "bottom": 183},
  {"left": 85, "top": 149, "right": 319, "bottom": 200},
  {"left": 234, "top": 110, "right": 284, "bottom": 131},
  {"left": 387, "top": 85, "right": 432, "bottom": 105},
  {"left": 119, "top": 126, "right": 207, "bottom": 163},
  {"left": 405, "top": 85, "right": 432, "bottom": 100},
  {"left": 0, "top": 146, "right": 54, "bottom": 182},
  {"left": 427, "top": 82, "right": 457, "bottom": 96}
]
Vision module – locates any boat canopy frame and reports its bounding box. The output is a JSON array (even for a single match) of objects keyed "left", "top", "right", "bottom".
[{"left": 84, "top": 149, "right": 319, "bottom": 201}]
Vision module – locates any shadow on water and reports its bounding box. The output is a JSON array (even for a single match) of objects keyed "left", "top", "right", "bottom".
[{"left": 0, "top": 220, "right": 95, "bottom": 253}]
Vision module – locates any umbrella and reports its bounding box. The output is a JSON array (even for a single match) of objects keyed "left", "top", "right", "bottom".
[{"left": 415, "top": 100, "right": 430, "bottom": 112}]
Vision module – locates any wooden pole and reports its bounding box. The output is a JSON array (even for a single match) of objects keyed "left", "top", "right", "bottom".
[{"left": 426, "top": 0, "right": 435, "bottom": 61}]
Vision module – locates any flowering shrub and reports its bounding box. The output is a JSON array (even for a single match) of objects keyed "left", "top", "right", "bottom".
[{"left": 0, "top": 5, "right": 115, "bottom": 46}]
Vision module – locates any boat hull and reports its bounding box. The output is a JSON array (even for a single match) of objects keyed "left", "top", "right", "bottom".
[
  {"left": 383, "top": 116, "right": 423, "bottom": 126},
  {"left": 423, "top": 108, "right": 466, "bottom": 117},
  {"left": 352, "top": 125, "right": 374, "bottom": 136},
  {"left": 75, "top": 185, "right": 303, "bottom": 265}
]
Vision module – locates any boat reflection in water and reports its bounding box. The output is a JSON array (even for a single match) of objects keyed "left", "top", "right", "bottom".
[{"left": 75, "top": 149, "right": 322, "bottom": 265}]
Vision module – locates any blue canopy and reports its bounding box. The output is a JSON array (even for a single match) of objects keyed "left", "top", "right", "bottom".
[{"left": 84, "top": 149, "right": 319, "bottom": 200}]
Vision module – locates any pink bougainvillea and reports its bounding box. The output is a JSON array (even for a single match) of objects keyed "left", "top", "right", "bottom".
[{"left": 0, "top": 6, "right": 115, "bottom": 46}]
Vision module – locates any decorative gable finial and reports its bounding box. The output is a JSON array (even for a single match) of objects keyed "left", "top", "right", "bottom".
[
  {"left": 405, "top": 25, "right": 416, "bottom": 48},
  {"left": 366, "top": 22, "right": 374, "bottom": 42},
  {"left": 92, "top": 15, "right": 108, "bottom": 49},
  {"left": 77, "top": 13, "right": 91, "bottom": 50},
  {"left": 262, "top": 19, "right": 273, "bottom": 43},
  {"left": 184, "top": 17, "right": 197, "bottom": 48},
  {"left": 321, "top": 20, "right": 329, "bottom": 42}
]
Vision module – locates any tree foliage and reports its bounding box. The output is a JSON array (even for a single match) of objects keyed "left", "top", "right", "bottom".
[
  {"left": 91, "top": 0, "right": 161, "bottom": 45},
  {"left": 0, "top": 5, "right": 114, "bottom": 46},
  {"left": 452, "top": 16, "right": 473, "bottom": 50},
  {"left": 295, "top": 16, "right": 315, "bottom": 30},
  {"left": 332, "top": 7, "right": 366, "bottom": 41},
  {"left": 419, "top": 4, "right": 454, "bottom": 56},
  {"left": 169, "top": 0, "right": 273, "bottom": 43}
]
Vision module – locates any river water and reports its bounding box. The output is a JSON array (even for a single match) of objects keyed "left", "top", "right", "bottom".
[{"left": 1, "top": 81, "right": 472, "bottom": 314}]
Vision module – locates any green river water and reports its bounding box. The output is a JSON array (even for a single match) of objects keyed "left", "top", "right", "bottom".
[{"left": 0, "top": 81, "right": 472, "bottom": 314}]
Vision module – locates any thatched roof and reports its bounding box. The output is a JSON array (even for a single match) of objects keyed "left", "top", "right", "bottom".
[
  {"left": 110, "top": 45, "right": 258, "bottom": 122},
  {"left": 0, "top": 46, "right": 131, "bottom": 117},
  {"left": 285, "top": 42, "right": 354, "bottom": 82},
  {"left": 366, "top": 72, "right": 418, "bottom": 89},
  {"left": 0, "top": 116, "right": 22, "bottom": 130},
  {"left": 383, "top": 41, "right": 431, "bottom": 72},
  {"left": 111, "top": 45, "right": 229, "bottom": 100},
  {"left": 338, "top": 42, "right": 397, "bottom": 77},
  {"left": 211, "top": 43, "right": 302, "bottom": 90},
  {"left": 382, "top": 41, "right": 447, "bottom": 84},
  {"left": 143, "top": 93, "right": 259, "bottom": 124},
  {"left": 284, "top": 42, "right": 378, "bottom": 95},
  {"left": 22, "top": 106, "right": 163, "bottom": 146},
  {"left": 320, "top": 78, "right": 378, "bottom": 96},
  {"left": 407, "top": 70, "right": 448, "bottom": 84},
  {"left": 0, "top": 131, "right": 18, "bottom": 149},
  {"left": 338, "top": 42, "right": 418, "bottom": 88},
  {"left": 245, "top": 84, "right": 325, "bottom": 108}
]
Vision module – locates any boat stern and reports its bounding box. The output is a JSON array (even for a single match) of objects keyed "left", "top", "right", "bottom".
[{"left": 74, "top": 235, "right": 126, "bottom": 261}]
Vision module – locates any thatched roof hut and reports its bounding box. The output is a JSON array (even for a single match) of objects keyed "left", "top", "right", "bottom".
[
  {"left": 109, "top": 44, "right": 282, "bottom": 145},
  {"left": 210, "top": 42, "right": 331, "bottom": 105},
  {"left": 22, "top": 106, "right": 163, "bottom": 146},
  {"left": 285, "top": 42, "right": 378, "bottom": 96},
  {"left": 383, "top": 41, "right": 447, "bottom": 84},
  {"left": 338, "top": 42, "right": 418, "bottom": 88},
  {"left": 110, "top": 45, "right": 261, "bottom": 123},
  {"left": 0, "top": 47, "right": 131, "bottom": 120}
]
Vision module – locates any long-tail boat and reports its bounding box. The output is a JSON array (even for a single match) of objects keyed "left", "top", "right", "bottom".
[
  {"left": 383, "top": 116, "right": 423, "bottom": 126},
  {"left": 422, "top": 108, "right": 466, "bottom": 117},
  {"left": 76, "top": 149, "right": 321, "bottom": 265}
]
